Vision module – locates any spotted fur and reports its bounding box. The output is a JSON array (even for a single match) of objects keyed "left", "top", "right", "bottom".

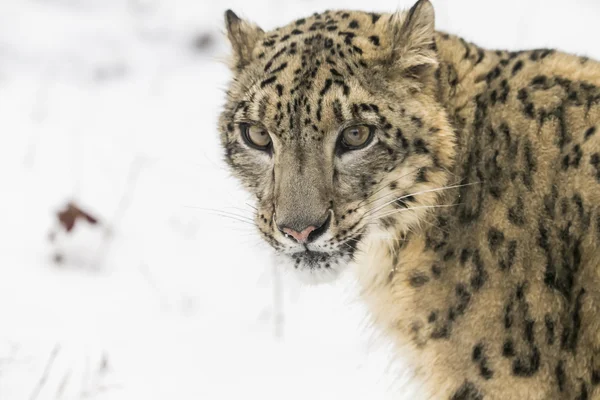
[{"left": 218, "top": 1, "right": 600, "bottom": 398}]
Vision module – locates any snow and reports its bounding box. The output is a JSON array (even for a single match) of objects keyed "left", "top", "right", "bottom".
[{"left": 1, "top": 0, "right": 599, "bottom": 399}]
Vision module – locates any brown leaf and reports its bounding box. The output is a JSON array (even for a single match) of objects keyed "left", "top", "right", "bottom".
[{"left": 56, "top": 202, "right": 99, "bottom": 233}]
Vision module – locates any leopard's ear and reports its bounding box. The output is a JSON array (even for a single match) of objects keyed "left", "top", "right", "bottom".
[
  {"left": 224, "top": 10, "right": 264, "bottom": 72},
  {"left": 385, "top": 0, "right": 437, "bottom": 78}
]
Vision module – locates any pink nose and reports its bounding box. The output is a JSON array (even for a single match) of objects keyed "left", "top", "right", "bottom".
[{"left": 282, "top": 226, "right": 317, "bottom": 243}]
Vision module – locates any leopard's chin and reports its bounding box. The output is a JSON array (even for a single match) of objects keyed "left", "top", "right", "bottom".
[{"left": 275, "top": 250, "right": 353, "bottom": 284}]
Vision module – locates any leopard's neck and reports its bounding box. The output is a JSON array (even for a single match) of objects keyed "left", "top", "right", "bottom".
[{"left": 351, "top": 33, "right": 504, "bottom": 396}]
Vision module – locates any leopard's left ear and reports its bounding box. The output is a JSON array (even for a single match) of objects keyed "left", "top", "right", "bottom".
[
  {"left": 224, "top": 10, "right": 264, "bottom": 71},
  {"left": 386, "top": 0, "right": 437, "bottom": 77}
]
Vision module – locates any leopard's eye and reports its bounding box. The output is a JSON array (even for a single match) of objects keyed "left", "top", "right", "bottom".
[
  {"left": 339, "top": 124, "right": 374, "bottom": 150},
  {"left": 240, "top": 123, "right": 272, "bottom": 150}
]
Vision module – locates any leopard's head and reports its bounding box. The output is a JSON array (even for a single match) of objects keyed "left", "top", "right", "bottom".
[{"left": 218, "top": 0, "right": 455, "bottom": 283}]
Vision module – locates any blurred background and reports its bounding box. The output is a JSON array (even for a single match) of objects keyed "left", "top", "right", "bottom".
[{"left": 1, "top": 0, "right": 599, "bottom": 399}]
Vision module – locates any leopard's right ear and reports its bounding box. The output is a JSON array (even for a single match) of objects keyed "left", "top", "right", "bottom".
[{"left": 224, "top": 10, "right": 264, "bottom": 71}]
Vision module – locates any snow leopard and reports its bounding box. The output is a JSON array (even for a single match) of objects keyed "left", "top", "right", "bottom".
[{"left": 217, "top": 0, "right": 600, "bottom": 398}]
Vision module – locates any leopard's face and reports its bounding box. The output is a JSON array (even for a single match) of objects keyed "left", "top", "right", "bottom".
[{"left": 218, "top": 2, "right": 456, "bottom": 283}]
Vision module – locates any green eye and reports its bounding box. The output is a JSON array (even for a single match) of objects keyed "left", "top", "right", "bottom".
[
  {"left": 240, "top": 123, "right": 272, "bottom": 150},
  {"left": 340, "top": 124, "right": 374, "bottom": 150}
]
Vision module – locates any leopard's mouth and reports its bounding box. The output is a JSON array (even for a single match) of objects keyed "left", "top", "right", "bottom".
[
  {"left": 280, "top": 250, "right": 345, "bottom": 283},
  {"left": 290, "top": 249, "right": 336, "bottom": 269},
  {"left": 275, "top": 232, "right": 364, "bottom": 283}
]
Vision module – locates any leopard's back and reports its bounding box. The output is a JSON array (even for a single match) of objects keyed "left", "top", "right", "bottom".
[{"left": 411, "top": 37, "right": 600, "bottom": 399}]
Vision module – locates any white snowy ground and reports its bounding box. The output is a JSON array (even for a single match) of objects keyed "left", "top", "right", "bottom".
[{"left": 1, "top": 0, "right": 599, "bottom": 399}]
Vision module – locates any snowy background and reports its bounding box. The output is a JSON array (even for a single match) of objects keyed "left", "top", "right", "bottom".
[{"left": 2, "top": 0, "right": 599, "bottom": 399}]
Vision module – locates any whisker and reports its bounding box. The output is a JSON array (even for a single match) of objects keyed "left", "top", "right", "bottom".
[
  {"left": 339, "top": 242, "right": 356, "bottom": 252},
  {"left": 239, "top": 238, "right": 266, "bottom": 247},
  {"left": 364, "top": 182, "right": 479, "bottom": 218},
  {"left": 184, "top": 207, "right": 255, "bottom": 222},
  {"left": 218, "top": 225, "right": 257, "bottom": 232},
  {"left": 359, "top": 189, "right": 406, "bottom": 209},
  {"left": 222, "top": 205, "right": 257, "bottom": 215},
  {"left": 192, "top": 209, "right": 258, "bottom": 226},
  {"left": 343, "top": 232, "right": 408, "bottom": 243},
  {"left": 370, "top": 204, "right": 460, "bottom": 221},
  {"left": 359, "top": 170, "right": 432, "bottom": 209},
  {"left": 360, "top": 177, "right": 458, "bottom": 209},
  {"left": 365, "top": 183, "right": 472, "bottom": 216},
  {"left": 419, "top": 217, "right": 450, "bottom": 235},
  {"left": 440, "top": 165, "right": 462, "bottom": 180},
  {"left": 356, "top": 167, "right": 421, "bottom": 207},
  {"left": 211, "top": 214, "right": 258, "bottom": 227}
]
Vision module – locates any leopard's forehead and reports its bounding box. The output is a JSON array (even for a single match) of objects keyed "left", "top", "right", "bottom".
[{"left": 255, "top": 10, "right": 394, "bottom": 61}]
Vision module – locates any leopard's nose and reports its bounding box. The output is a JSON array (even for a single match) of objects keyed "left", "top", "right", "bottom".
[
  {"left": 277, "top": 213, "right": 331, "bottom": 244},
  {"left": 281, "top": 226, "right": 317, "bottom": 243}
]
